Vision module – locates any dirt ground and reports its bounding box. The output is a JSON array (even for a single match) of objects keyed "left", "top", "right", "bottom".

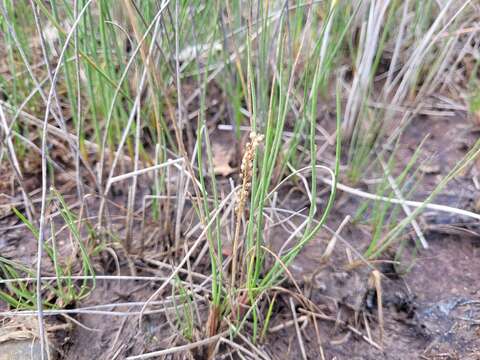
[{"left": 1, "top": 99, "right": 480, "bottom": 359}]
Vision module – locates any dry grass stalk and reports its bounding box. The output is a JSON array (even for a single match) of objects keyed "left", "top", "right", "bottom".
[
  {"left": 369, "top": 269, "right": 384, "bottom": 348},
  {"left": 290, "top": 297, "right": 307, "bottom": 360}
]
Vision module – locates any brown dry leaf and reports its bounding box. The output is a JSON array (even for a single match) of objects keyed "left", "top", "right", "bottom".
[{"left": 211, "top": 135, "right": 237, "bottom": 177}]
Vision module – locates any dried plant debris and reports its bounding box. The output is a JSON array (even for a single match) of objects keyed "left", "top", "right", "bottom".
[
  {"left": 210, "top": 130, "right": 239, "bottom": 177},
  {"left": 0, "top": 317, "right": 69, "bottom": 360}
]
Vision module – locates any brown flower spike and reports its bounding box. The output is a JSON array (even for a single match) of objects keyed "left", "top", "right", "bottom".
[{"left": 231, "top": 132, "right": 264, "bottom": 287}]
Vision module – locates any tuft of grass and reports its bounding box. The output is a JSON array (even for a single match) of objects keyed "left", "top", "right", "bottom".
[{"left": 0, "top": 192, "right": 97, "bottom": 310}]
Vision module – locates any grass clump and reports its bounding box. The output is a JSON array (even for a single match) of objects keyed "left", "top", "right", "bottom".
[{"left": 1, "top": 190, "right": 97, "bottom": 310}]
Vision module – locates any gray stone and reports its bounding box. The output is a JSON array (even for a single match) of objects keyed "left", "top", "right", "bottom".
[{"left": 0, "top": 340, "right": 46, "bottom": 360}]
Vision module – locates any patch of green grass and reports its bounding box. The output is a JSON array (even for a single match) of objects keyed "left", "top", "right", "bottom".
[{"left": 0, "top": 192, "right": 97, "bottom": 310}]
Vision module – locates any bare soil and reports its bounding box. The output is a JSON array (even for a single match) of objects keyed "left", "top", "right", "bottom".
[{"left": 1, "top": 109, "right": 479, "bottom": 359}]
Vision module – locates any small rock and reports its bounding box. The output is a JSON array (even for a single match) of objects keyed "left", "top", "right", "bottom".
[
  {"left": 420, "top": 163, "right": 441, "bottom": 174},
  {"left": 0, "top": 340, "right": 46, "bottom": 360},
  {"left": 0, "top": 316, "right": 53, "bottom": 360}
]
